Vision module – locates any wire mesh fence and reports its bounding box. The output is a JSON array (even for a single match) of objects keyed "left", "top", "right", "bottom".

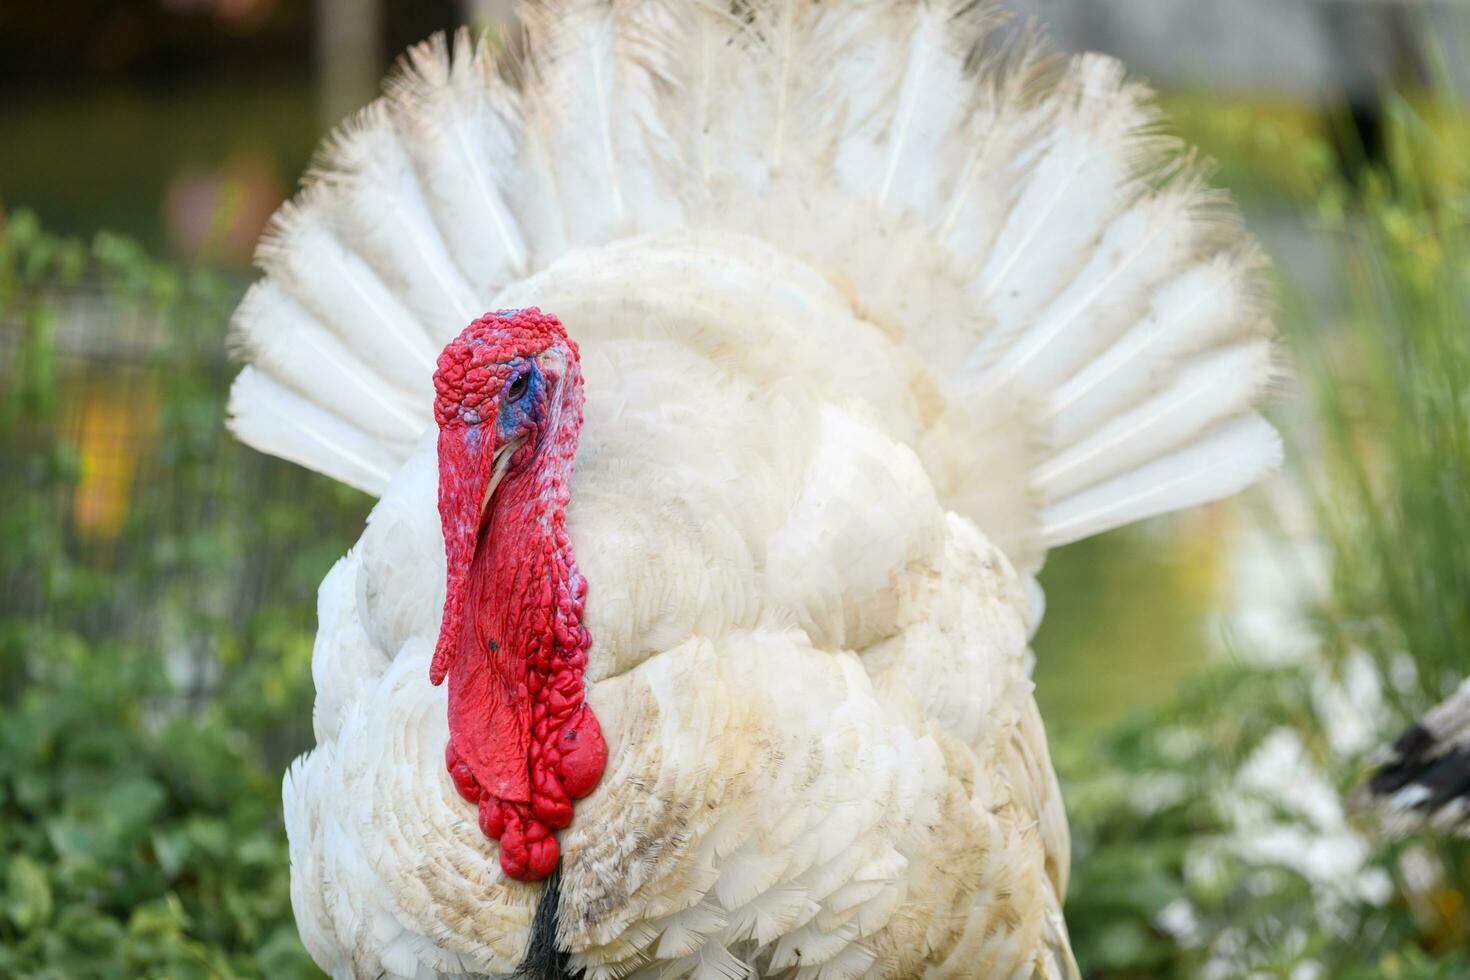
[
  {"left": 1, "top": 226, "right": 369, "bottom": 770},
  {"left": 0, "top": 211, "right": 363, "bottom": 972}
]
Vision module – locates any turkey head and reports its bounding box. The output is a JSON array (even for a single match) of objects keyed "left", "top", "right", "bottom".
[{"left": 431, "top": 307, "right": 606, "bottom": 882}]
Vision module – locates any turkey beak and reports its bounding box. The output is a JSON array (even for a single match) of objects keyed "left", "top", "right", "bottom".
[{"left": 429, "top": 421, "right": 518, "bottom": 687}]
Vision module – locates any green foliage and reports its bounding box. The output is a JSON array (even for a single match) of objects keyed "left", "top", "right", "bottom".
[
  {"left": 1062, "top": 665, "right": 1310, "bottom": 976},
  {"left": 0, "top": 208, "right": 361, "bottom": 977},
  {"left": 1160, "top": 92, "right": 1340, "bottom": 207},
  {"left": 1287, "top": 94, "right": 1470, "bottom": 714},
  {"left": 1059, "top": 88, "right": 1470, "bottom": 977},
  {"left": 1297, "top": 88, "right": 1470, "bottom": 959},
  {"left": 1060, "top": 663, "right": 1470, "bottom": 978}
]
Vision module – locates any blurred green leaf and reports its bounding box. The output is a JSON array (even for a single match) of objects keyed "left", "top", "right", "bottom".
[{"left": 6, "top": 855, "right": 54, "bottom": 933}]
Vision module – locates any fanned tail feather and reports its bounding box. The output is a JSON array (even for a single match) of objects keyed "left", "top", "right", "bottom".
[
  {"left": 229, "top": 0, "right": 1279, "bottom": 570},
  {"left": 388, "top": 31, "right": 531, "bottom": 291},
  {"left": 228, "top": 367, "right": 401, "bottom": 493}
]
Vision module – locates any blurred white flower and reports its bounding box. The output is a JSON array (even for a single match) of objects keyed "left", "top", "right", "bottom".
[{"left": 1224, "top": 727, "right": 1392, "bottom": 913}]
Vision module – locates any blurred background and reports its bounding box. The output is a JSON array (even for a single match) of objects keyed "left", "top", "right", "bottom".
[{"left": 3, "top": 1, "right": 1469, "bottom": 977}]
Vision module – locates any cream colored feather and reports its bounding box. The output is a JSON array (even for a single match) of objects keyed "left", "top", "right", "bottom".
[{"left": 230, "top": 1, "right": 1281, "bottom": 976}]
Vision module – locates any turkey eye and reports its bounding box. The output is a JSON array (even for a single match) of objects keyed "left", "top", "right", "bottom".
[{"left": 506, "top": 373, "right": 529, "bottom": 404}]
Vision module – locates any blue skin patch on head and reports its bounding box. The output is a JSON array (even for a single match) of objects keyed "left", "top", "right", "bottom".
[{"left": 495, "top": 360, "right": 546, "bottom": 441}]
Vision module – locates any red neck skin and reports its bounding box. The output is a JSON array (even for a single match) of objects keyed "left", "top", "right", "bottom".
[{"left": 438, "top": 363, "right": 606, "bottom": 881}]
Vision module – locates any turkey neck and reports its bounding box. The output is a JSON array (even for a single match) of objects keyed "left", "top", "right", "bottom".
[{"left": 444, "top": 367, "right": 606, "bottom": 881}]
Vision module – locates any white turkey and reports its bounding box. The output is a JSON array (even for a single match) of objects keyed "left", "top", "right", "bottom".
[{"left": 227, "top": 1, "right": 1281, "bottom": 976}]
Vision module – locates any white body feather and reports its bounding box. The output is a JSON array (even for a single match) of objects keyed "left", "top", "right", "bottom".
[{"left": 230, "top": 2, "right": 1280, "bottom": 976}]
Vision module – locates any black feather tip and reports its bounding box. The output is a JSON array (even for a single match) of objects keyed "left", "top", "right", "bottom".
[{"left": 1363, "top": 720, "right": 1470, "bottom": 829}]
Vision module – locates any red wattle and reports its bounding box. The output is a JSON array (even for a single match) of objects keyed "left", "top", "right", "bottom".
[
  {"left": 431, "top": 309, "right": 604, "bottom": 883},
  {"left": 556, "top": 704, "right": 607, "bottom": 799},
  {"left": 446, "top": 741, "right": 481, "bottom": 804}
]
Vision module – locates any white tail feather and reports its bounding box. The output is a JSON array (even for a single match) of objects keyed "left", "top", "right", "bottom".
[
  {"left": 257, "top": 201, "right": 441, "bottom": 383},
  {"left": 319, "top": 109, "right": 483, "bottom": 328},
  {"left": 968, "top": 58, "right": 1157, "bottom": 367},
  {"left": 234, "top": 281, "right": 425, "bottom": 443},
  {"left": 991, "top": 187, "right": 1202, "bottom": 389},
  {"left": 389, "top": 32, "right": 531, "bottom": 292},
  {"left": 229, "top": 368, "right": 402, "bottom": 494},
  {"left": 1050, "top": 250, "right": 1266, "bottom": 443},
  {"left": 1036, "top": 340, "right": 1275, "bottom": 500},
  {"left": 1040, "top": 415, "right": 1282, "bottom": 548}
]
